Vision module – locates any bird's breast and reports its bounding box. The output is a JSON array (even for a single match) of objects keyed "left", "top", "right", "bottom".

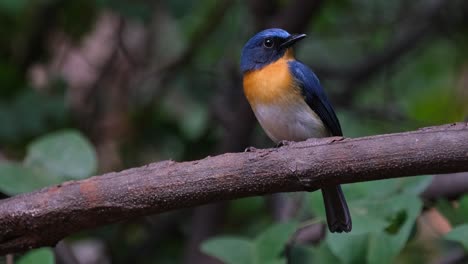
[
  {"left": 243, "top": 57, "right": 297, "bottom": 106},
  {"left": 252, "top": 101, "right": 329, "bottom": 143},
  {"left": 243, "top": 58, "right": 328, "bottom": 142}
]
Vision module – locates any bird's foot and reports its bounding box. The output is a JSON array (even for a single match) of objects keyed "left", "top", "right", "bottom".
[
  {"left": 276, "top": 140, "right": 291, "bottom": 148},
  {"left": 244, "top": 146, "right": 257, "bottom": 152}
]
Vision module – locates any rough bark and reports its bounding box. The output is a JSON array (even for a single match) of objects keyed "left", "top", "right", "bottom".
[{"left": 0, "top": 123, "right": 467, "bottom": 254}]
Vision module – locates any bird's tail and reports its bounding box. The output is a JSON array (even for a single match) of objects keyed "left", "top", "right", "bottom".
[{"left": 321, "top": 185, "right": 352, "bottom": 233}]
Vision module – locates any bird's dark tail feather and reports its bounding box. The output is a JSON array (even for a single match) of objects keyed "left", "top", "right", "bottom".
[{"left": 321, "top": 185, "right": 352, "bottom": 233}]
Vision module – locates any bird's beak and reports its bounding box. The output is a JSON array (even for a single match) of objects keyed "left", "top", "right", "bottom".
[{"left": 280, "top": 34, "right": 307, "bottom": 49}]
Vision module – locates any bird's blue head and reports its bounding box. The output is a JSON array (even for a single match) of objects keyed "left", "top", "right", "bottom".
[{"left": 240, "top": 28, "right": 306, "bottom": 73}]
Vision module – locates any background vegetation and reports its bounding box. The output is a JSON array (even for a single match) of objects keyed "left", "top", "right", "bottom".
[{"left": 0, "top": 0, "right": 467, "bottom": 263}]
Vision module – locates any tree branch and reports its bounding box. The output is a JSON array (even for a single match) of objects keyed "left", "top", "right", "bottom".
[{"left": 0, "top": 123, "right": 467, "bottom": 254}]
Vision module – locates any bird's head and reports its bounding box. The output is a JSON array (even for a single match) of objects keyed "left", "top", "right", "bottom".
[{"left": 240, "top": 28, "right": 306, "bottom": 73}]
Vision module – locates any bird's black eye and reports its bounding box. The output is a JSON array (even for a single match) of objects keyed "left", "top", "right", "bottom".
[{"left": 263, "top": 38, "right": 274, "bottom": 48}]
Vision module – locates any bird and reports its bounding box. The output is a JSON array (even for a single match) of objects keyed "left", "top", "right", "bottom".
[{"left": 240, "top": 28, "right": 352, "bottom": 233}]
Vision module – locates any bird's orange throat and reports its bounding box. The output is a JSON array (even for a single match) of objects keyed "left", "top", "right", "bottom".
[{"left": 243, "top": 49, "right": 300, "bottom": 107}]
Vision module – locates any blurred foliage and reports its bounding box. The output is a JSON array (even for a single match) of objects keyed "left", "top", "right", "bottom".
[
  {"left": 202, "top": 223, "right": 298, "bottom": 264},
  {"left": 436, "top": 195, "right": 468, "bottom": 226},
  {"left": 0, "top": 0, "right": 467, "bottom": 263},
  {"left": 445, "top": 225, "right": 468, "bottom": 250},
  {"left": 17, "top": 248, "right": 54, "bottom": 264},
  {"left": 308, "top": 176, "right": 431, "bottom": 264},
  {"left": 97, "top": 0, "right": 152, "bottom": 22},
  {"left": 0, "top": 130, "right": 96, "bottom": 195},
  {"left": 0, "top": 88, "right": 68, "bottom": 146}
]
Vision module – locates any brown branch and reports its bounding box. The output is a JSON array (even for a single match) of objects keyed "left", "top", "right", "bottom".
[{"left": 0, "top": 123, "right": 467, "bottom": 254}]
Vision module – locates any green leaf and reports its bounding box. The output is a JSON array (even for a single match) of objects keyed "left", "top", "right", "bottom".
[
  {"left": 342, "top": 176, "right": 431, "bottom": 202},
  {"left": 327, "top": 233, "right": 368, "bottom": 264},
  {"left": 309, "top": 191, "right": 326, "bottom": 219},
  {"left": 324, "top": 193, "right": 422, "bottom": 264},
  {"left": 311, "top": 243, "right": 342, "bottom": 264},
  {"left": 366, "top": 195, "right": 422, "bottom": 264},
  {"left": 436, "top": 195, "right": 468, "bottom": 226},
  {"left": 254, "top": 222, "right": 298, "bottom": 263},
  {"left": 312, "top": 178, "right": 425, "bottom": 236},
  {"left": 201, "top": 237, "right": 253, "bottom": 264},
  {"left": 202, "top": 223, "right": 298, "bottom": 264},
  {"left": 24, "top": 130, "right": 97, "bottom": 180},
  {"left": 345, "top": 179, "right": 400, "bottom": 200},
  {"left": 445, "top": 224, "right": 468, "bottom": 250},
  {"left": 366, "top": 233, "right": 394, "bottom": 264},
  {"left": 0, "top": 162, "right": 61, "bottom": 195},
  {"left": 348, "top": 200, "right": 389, "bottom": 235},
  {"left": 17, "top": 248, "right": 55, "bottom": 264},
  {"left": 287, "top": 245, "right": 315, "bottom": 264},
  {"left": 399, "top": 175, "right": 433, "bottom": 195}
]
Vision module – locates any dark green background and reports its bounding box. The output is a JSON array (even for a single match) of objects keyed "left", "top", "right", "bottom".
[{"left": 0, "top": 0, "right": 467, "bottom": 263}]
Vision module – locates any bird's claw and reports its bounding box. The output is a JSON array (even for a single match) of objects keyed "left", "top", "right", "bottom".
[
  {"left": 276, "top": 140, "right": 291, "bottom": 148},
  {"left": 244, "top": 146, "right": 257, "bottom": 152}
]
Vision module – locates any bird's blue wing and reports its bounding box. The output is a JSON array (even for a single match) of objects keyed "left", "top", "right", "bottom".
[{"left": 288, "top": 60, "right": 343, "bottom": 136}]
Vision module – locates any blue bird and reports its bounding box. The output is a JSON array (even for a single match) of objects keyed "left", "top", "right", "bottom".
[{"left": 240, "top": 28, "right": 352, "bottom": 233}]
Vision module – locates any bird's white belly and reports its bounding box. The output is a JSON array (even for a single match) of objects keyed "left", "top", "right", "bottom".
[{"left": 253, "top": 102, "right": 329, "bottom": 143}]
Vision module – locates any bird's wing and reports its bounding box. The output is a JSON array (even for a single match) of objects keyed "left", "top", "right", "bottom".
[{"left": 288, "top": 60, "right": 343, "bottom": 136}]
